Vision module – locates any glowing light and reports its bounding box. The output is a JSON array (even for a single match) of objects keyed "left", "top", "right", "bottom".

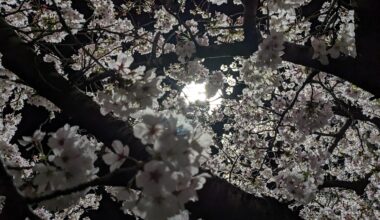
[{"left": 181, "top": 82, "right": 222, "bottom": 112}]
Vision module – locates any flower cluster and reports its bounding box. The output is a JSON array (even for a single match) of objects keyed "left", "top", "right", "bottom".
[
  {"left": 257, "top": 31, "right": 285, "bottom": 69},
  {"left": 111, "top": 53, "right": 145, "bottom": 82},
  {"left": 175, "top": 41, "right": 196, "bottom": 63},
  {"left": 125, "top": 109, "right": 212, "bottom": 220},
  {"left": 205, "top": 71, "right": 224, "bottom": 98},
  {"left": 274, "top": 146, "right": 330, "bottom": 204},
  {"left": 31, "top": 124, "right": 98, "bottom": 210},
  {"left": 290, "top": 92, "right": 333, "bottom": 134},
  {"left": 311, "top": 37, "right": 347, "bottom": 65},
  {"left": 19, "top": 129, "right": 46, "bottom": 147},
  {"left": 90, "top": 0, "right": 116, "bottom": 26},
  {"left": 102, "top": 140, "right": 130, "bottom": 172},
  {"left": 154, "top": 7, "right": 178, "bottom": 34},
  {"left": 59, "top": 2, "right": 85, "bottom": 35},
  {"left": 97, "top": 69, "right": 164, "bottom": 119},
  {"left": 275, "top": 171, "right": 317, "bottom": 204},
  {"left": 166, "top": 59, "right": 210, "bottom": 83}
]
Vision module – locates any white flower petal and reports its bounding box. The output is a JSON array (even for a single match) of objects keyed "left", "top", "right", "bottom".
[
  {"left": 112, "top": 140, "right": 124, "bottom": 154},
  {"left": 102, "top": 152, "right": 118, "bottom": 165}
]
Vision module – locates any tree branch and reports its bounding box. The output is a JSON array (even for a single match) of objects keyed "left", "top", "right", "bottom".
[
  {"left": 241, "top": 0, "right": 259, "bottom": 43},
  {"left": 327, "top": 118, "right": 353, "bottom": 153},
  {"left": 26, "top": 166, "right": 138, "bottom": 204},
  {"left": 281, "top": 43, "right": 376, "bottom": 96},
  {"left": 187, "top": 177, "right": 302, "bottom": 220},
  {"left": 320, "top": 178, "right": 369, "bottom": 195},
  {"left": 332, "top": 102, "right": 380, "bottom": 130},
  {"left": 319, "top": 170, "right": 377, "bottom": 195}
]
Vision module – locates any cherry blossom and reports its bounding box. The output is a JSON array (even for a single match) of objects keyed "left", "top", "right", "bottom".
[
  {"left": 47, "top": 124, "right": 79, "bottom": 152},
  {"left": 136, "top": 160, "right": 177, "bottom": 196},
  {"left": 112, "top": 53, "right": 134, "bottom": 74},
  {"left": 205, "top": 71, "right": 224, "bottom": 98},
  {"left": 102, "top": 140, "right": 130, "bottom": 172},
  {"left": 175, "top": 41, "right": 196, "bottom": 63},
  {"left": 257, "top": 30, "right": 285, "bottom": 69},
  {"left": 33, "top": 163, "right": 65, "bottom": 193},
  {"left": 18, "top": 129, "right": 45, "bottom": 147},
  {"left": 133, "top": 109, "right": 165, "bottom": 145}
]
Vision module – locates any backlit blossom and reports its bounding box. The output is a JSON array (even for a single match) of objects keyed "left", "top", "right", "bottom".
[
  {"left": 176, "top": 41, "right": 196, "bottom": 63},
  {"left": 257, "top": 30, "right": 285, "bottom": 69},
  {"left": 136, "top": 160, "right": 177, "bottom": 196},
  {"left": 19, "top": 129, "right": 45, "bottom": 147},
  {"left": 102, "top": 140, "right": 130, "bottom": 172}
]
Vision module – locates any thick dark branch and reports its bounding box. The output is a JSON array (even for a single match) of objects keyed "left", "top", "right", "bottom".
[
  {"left": 320, "top": 178, "right": 369, "bottom": 195},
  {"left": 353, "top": 1, "right": 380, "bottom": 98},
  {"left": 281, "top": 43, "right": 379, "bottom": 97},
  {"left": 332, "top": 103, "right": 380, "bottom": 130},
  {"left": 241, "top": 0, "right": 259, "bottom": 43},
  {"left": 27, "top": 170, "right": 303, "bottom": 220},
  {"left": 187, "top": 177, "right": 302, "bottom": 220},
  {"left": 319, "top": 171, "right": 376, "bottom": 195},
  {"left": 327, "top": 118, "right": 353, "bottom": 153},
  {"left": 27, "top": 166, "right": 138, "bottom": 204}
]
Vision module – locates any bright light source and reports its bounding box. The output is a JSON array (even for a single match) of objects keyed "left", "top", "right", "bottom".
[
  {"left": 182, "top": 82, "right": 207, "bottom": 102},
  {"left": 181, "top": 82, "right": 222, "bottom": 112}
]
